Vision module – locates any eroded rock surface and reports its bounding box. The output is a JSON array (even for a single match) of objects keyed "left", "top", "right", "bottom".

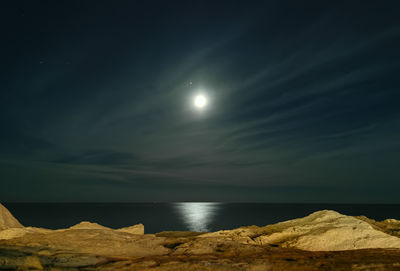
[
  {"left": 67, "top": 221, "right": 111, "bottom": 230},
  {"left": 0, "top": 203, "right": 23, "bottom": 230},
  {"left": 356, "top": 215, "right": 400, "bottom": 238},
  {"left": 1, "top": 205, "right": 400, "bottom": 270},
  {"left": 116, "top": 223, "right": 145, "bottom": 235},
  {"left": 201, "top": 210, "right": 400, "bottom": 251},
  {"left": 0, "top": 227, "right": 51, "bottom": 240},
  {"left": 257, "top": 210, "right": 400, "bottom": 251}
]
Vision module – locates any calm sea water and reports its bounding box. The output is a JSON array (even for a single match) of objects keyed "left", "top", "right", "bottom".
[{"left": 3, "top": 203, "right": 400, "bottom": 233}]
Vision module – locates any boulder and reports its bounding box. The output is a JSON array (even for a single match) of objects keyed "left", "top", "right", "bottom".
[
  {"left": 201, "top": 210, "right": 400, "bottom": 251},
  {"left": 256, "top": 210, "right": 400, "bottom": 250}
]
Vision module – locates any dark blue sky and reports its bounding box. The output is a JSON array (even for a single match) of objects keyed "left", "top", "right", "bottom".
[{"left": 1, "top": 0, "right": 399, "bottom": 202}]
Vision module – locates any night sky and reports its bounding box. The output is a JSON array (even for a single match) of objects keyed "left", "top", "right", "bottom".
[{"left": 1, "top": 1, "right": 400, "bottom": 203}]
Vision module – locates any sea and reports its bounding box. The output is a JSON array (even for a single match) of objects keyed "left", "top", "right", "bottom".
[{"left": 3, "top": 203, "right": 400, "bottom": 233}]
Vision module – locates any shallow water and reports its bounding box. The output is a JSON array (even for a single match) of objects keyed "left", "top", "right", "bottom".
[{"left": 3, "top": 203, "right": 400, "bottom": 233}]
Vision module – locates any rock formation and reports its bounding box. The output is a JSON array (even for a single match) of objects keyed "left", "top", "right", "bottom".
[
  {"left": 0, "top": 227, "right": 51, "bottom": 240},
  {"left": 116, "top": 223, "right": 145, "bottom": 235},
  {"left": 1, "top": 205, "right": 400, "bottom": 270},
  {"left": 256, "top": 210, "right": 400, "bottom": 250},
  {"left": 0, "top": 203, "right": 23, "bottom": 230},
  {"left": 67, "top": 221, "right": 111, "bottom": 230},
  {"left": 201, "top": 210, "right": 400, "bottom": 251}
]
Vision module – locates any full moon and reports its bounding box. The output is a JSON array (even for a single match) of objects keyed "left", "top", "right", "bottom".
[{"left": 194, "top": 95, "right": 207, "bottom": 109}]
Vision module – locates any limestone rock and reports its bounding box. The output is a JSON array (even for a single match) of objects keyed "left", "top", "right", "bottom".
[
  {"left": 1, "top": 207, "right": 400, "bottom": 269},
  {"left": 200, "top": 226, "right": 258, "bottom": 244},
  {"left": 0, "top": 227, "right": 51, "bottom": 240},
  {"left": 255, "top": 210, "right": 400, "bottom": 251},
  {"left": 1, "top": 229, "right": 169, "bottom": 257},
  {"left": 65, "top": 221, "right": 145, "bottom": 234},
  {"left": 1, "top": 205, "right": 400, "bottom": 258},
  {"left": 356, "top": 215, "right": 400, "bottom": 238},
  {"left": 67, "top": 221, "right": 111, "bottom": 230},
  {"left": 1, "top": 243, "right": 400, "bottom": 270},
  {"left": 201, "top": 210, "right": 400, "bottom": 251},
  {"left": 117, "top": 223, "right": 144, "bottom": 235},
  {"left": 0, "top": 203, "right": 23, "bottom": 230}
]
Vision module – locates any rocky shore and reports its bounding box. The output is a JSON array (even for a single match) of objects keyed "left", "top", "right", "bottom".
[{"left": 1, "top": 203, "right": 400, "bottom": 270}]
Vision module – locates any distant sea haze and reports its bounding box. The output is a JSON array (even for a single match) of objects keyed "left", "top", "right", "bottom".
[{"left": 4, "top": 203, "right": 400, "bottom": 233}]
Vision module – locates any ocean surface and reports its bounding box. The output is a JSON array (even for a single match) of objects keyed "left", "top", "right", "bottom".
[{"left": 3, "top": 203, "right": 400, "bottom": 233}]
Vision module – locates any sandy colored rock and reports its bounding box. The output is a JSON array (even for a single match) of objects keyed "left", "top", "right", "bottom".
[
  {"left": 1, "top": 205, "right": 400, "bottom": 270},
  {"left": 117, "top": 223, "right": 145, "bottom": 235},
  {"left": 356, "top": 215, "right": 400, "bottom": 238},
  {"left": 0, "top": 226, "right": 51, "bottom": 240},
  {"left": 0, "top": 203, "right": 23, "bottom": 230},
  {"left": 67, "top": 221, "right": 111, "bottom": 230},
  {"left": 1, "top": 243, "right": 400, "bottom": 270},
  {"left": 1, "top": 228, "right": 169, "bottom": 258},
  {"left": 201, "top": 210, "right": 400, "bottom": 251},
  {"left": 256, "top": 210, "right": 400, "bottom": 251},
  {"left": 200, "top": 226, "right": 259, "bottom": 244}
]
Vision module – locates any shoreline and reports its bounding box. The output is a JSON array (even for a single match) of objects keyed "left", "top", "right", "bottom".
[{"left": 1, "top": 204, "right": 400, "bottom": 270}]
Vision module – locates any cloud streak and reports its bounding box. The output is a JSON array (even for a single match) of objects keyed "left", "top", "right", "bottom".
[{"left": 1, "top": 0, "right": 400, "bottom": 202}]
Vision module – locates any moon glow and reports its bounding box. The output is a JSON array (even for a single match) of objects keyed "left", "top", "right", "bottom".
[{"left": 194, "top": 95, "right": 207, "bottom": 109}]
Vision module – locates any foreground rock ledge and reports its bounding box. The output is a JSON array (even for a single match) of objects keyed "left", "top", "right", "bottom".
[{"left": 0, "top": 204, "right": 400, "bottom": 270}]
